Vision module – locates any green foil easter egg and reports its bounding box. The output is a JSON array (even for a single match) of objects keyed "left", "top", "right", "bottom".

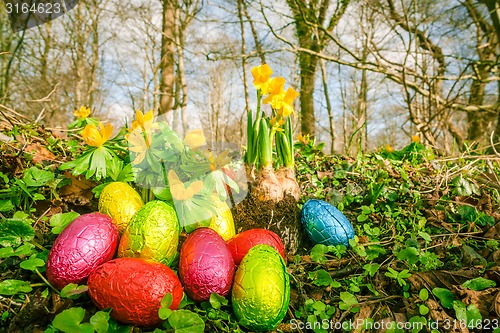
[
  {"left": 118, "top": 200, "right": 180, "bottom": 266},
  {"left": 231, "top": 244, "right": 290, "bottom": 332}
]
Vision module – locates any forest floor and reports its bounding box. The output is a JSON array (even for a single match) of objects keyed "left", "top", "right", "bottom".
[{"left": 0, "top": 115, "right": 500, "bottom": 333}]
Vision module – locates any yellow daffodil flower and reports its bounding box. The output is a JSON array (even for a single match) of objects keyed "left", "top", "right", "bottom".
[
  {"left": 264, "top": 87, "right": 299, "bottom": 117},
  {"left": 168, "top": 169, "right": 203, "bottom": 201},
  {"left": 131, "top": 110, "right": 157, "bottom": 133},
  {"left": 411, "top": 135, "right": 420, "bottom": 143},
  {"left": 81, "top": 122, "right": 113, "bottom": 147},
  {"left": 74, "top": 106, "right": 91, "bottom": 119},
  {"left": 184, "top": 129, "right": 206, "bottom": 148},
  {"left": 127, "top": 130, "right": 151, "bottom": 165},
  {"left": 281, "top": 87, "right": 300, "bottom": 116},
  {"left": 385, "top": 144, "right": 395, "bottom": 152},
  {"left": 270, "top": 116, "right": 284, "bottom": 127},
  {"left": 262, "top": 77, "right": 285, "bottom": 99},
  {"left": 251, "top": 64, "right": 273, "bottom": 93}
]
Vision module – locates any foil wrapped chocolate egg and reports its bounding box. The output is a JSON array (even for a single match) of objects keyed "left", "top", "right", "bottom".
[
  {"left": 179, "top": 228, "right": 235, "bottom": 302},
  {"left": 199, "top": 196, "right": 236, "bottom": 241},
  {"left": 88, "top": 257, "right": 183, "bottom": 327},
  {"left": 98, "top": 182, "right": 143, "bottom": 233},
  {"left": 118, "top": 200, "right": 180, "bottom": 265},
  {"left": 232, "top": 244, "right": 290, "bottom": 332},
  {"left": 227, "top": 229, "right": 286, "bottom": 265},
  {"left": 301, "top": 199, "right": 355, "bottom": 246},
  {"left": 46, "top": 212, "right": 119, "bottom": 290}
]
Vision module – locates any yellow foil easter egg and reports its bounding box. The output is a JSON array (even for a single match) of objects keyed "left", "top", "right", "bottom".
[
  {"left": 98, "top": 182, "right": 143, "bottom": 233},
  {"left": 200, "top": 196, "right": 236, "bottom": 241}
]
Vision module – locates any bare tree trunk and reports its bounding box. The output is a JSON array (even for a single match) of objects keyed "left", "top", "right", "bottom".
[
  {"left": 159, "top": 0, "right": 176, "bottom": 115},
  {"left": 299, "top": 52, "right": 317, "bottom": 136},
  {"left": 320, "top": 58, "right": 335, "bottom": 153}
]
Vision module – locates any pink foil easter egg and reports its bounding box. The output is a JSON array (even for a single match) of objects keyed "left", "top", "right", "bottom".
[
  {"left": 179, "top": 228, "right": 235, "bottom": 302},
  {"left": 46, "top": 212, "right": 119, "bottom": 290}
]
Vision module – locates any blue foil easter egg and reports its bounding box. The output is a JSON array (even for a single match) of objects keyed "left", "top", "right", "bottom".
[{"left": 301, "top": 199, "right": 355, "bottom": 246}]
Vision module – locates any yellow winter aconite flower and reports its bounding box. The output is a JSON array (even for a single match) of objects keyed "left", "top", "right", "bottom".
[
  {"left": 297, "top": 133, "right": 310, "bottom": 145},
  {"left": 127, "top": 130, "right": 151, "bottom": 165},
  {"left": 251, "top": 64, "right": 273, "bottom": 92},
  {"left": 385, "top": 144, "right": 395, "bottom": 153},
  {"left": 74, "top": 106, "right": 91, "bottom": 119},
  {"left": 411, "top": 135, "right": 420, "bottom": 143},
  {"left": 131, "top": 110, "right": 157, "bottom": 133},
  {"left": 81, "top": 122, "right": 113, "bottom": 147},
  {"left": 168, "top": 169, "right": 203, "bottom": 201},
  {"left": 184, "top": 129, "right": 206, "bottom": 148}
]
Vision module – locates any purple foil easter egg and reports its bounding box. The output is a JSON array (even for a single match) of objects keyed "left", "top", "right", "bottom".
[
  {"left": 179, "top": 228, "right": 235, "bottom": 302},
  {"left": 46, "top": 212, "right": 119, "bottom": 290}
]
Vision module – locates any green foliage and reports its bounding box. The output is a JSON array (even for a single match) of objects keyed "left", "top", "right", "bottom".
[
  {"left": 50, "top": 212, "right": 80, "bottom": 234},
  {"left": 60, "top": 284, "right": 88, "bottom": 299},
  {"left": 0, "top": 279, "right": 32, "bottom": 295},
  {"left": 462, "top": 277, "right": 496, "bottom": 291}
]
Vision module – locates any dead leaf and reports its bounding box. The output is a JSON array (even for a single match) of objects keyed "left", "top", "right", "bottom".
[
  {"left": 409, "top": 269, "right": 480, "bottom": 291},
  {"left": 454, "top": 286, "right": 498, "bottom": 318},
  {"left": 375, "top": 313, "right": 407, "bottom": 333},
  {"left": 25, "top": 143, "right": 56, "bottom": 164},
  {"left": 352, "top": 303, "right": 376, "bottom": 332},
  {"left": 484, "top": 223, "right": 500, "bottom": 239},
  {"left": 317, "top": 171, "right": 333, "bottom": 180},
  {"left": 59, "top": 172, "right": 96, "bottom": 206},
  {"left": 427, "top": 299, "right": 467, "bottom": 333},
  {"left": 495, "top": 292, "right": 500, "bottom": 317}
]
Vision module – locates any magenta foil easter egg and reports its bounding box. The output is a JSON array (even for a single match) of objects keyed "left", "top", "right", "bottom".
[
  {"left": 179, "top": 228, "right": 235, "bottom": 302},
  {"left": 46, "top": 212, "right": 119, "bottom": 290}
]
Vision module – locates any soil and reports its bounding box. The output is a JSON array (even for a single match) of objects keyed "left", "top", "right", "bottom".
[{"left": 231, "top": 192, "right": 307, "bottom": 255}]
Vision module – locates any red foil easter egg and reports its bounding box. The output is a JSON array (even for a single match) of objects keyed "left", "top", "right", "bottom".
[
  {"left": 46, "top": 212, "right": 119, "bottom": 290},
  {"left": 179, "top": 228, "right": 235, "bottom": 302},
  {"left": 88, "top": 258, "right": 183, "bottom": 327},
  {"left": 226, "top": 229, "right": 286, "bottom": 265}
]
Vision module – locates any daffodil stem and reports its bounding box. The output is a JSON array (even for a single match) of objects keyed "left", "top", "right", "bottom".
[{"left": 259, "top": 118, "right": 272, "bottom": 168}]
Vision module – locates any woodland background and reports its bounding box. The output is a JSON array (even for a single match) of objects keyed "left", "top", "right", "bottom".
[{"left": 1, "top": 0, "right": 500, "bottom": 155}]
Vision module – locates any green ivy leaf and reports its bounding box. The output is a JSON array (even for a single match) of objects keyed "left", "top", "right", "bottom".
[
  {"left": 432, "top": 288, "right": 454, "bottom": 309},
  {"left": 466, "top": 304, "right": 482, "bottom": 328},
  {"left": 310, "top": 244, "right": 328, "bottom": 264},
  {"left": 20, "top": 257, "right": 45, "bottom": 271},
  {"left": 52, "top": 307, "right": 93, "bottom": 333},
  {"left": 167, "top": 310, "right": 205, "bottom": 333},
  {"left": 309, "top": 269, "right": 333, "bottom": 287},
  {"left": 0, "top": 200, "right": 14, "bottom": 212},
  {"left": 0, "top": 279, "right": 32, "bottom": 295},
  {"left": 0, "top": 218, "right": 35, "bottom": 247},
  {"left": 419, "top": 304, "right": 429, "bottom": 316},
  {"left": 90, "top": 310, "right": 110, "bottom": 333},
  {"left": 50, "top": 212, "right": 80, "bottom": 235},
  {"left": 60, "top": 284, "right": 88, "bottom": 299},
  {"left": 363, "top": 263, "right": 380, "bottom": 277},
  {"left": 339, "top": 291, "right": 360, "bottom": 313},
  {"left": 419, "top": 289, "right": 428, "bottom": 301},
  {"left": 22, "top": 167, "right": 54, "bottom": 187},
  {"left": 462, "top": 277, "right": 496, "bottom": 291},
  {"left": 209, "top": 293, "right": 228, "bottom": 310},
  {"left": 397, "top": 247, "right": 419, "bottom": 265}
]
